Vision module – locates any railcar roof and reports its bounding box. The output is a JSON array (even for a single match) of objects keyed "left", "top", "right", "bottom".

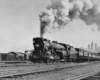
[
  {"left": 75, "top": 48, "right": 84, "bottom": 50},
  {"left": 75, "top": 48, "right": 89, "bottom": 52}
]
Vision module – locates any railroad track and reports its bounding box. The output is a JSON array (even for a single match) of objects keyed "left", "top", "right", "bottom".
[
  {"left": 0, "top": 61, "right": 96, "bottom": 68},
  {"left": 0, "top": 61, "right": 68, "bottom": 68},
  {"left": 1, "top": 61, "right": 100, "bottom": 80},
  {"left": 0, "top": 61, "right": 31, "bottom": 66},
  {"left": 65, "top": 70, "right": 100, "bottom": 80},
  {"left": 81, "top": 72, "right": 100, "bottom": 80}
]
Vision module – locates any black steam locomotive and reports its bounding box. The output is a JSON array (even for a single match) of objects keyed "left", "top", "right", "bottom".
[{"left": 31, "top": 37, "right": 100, "bottom": 63}]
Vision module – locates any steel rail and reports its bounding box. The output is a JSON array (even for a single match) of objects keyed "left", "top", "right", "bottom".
[
  {"left": 0, "top": 61, "right": 99, "bottom": 78},
  {"left": 65, "top": 70, "right": 100, "bottom": 80}
]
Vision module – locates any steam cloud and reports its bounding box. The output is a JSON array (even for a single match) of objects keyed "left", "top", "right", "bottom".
[{"left": 40, "top": 0, "right": 100, "bottom": 37}]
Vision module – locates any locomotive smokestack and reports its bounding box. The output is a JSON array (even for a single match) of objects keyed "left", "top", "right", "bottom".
[
  {"left": 40, "top": 20, "right": 47, "bottom": 38},
  {"left": 40, "top": 31, "right": 43, "bottom": 38},
  {"left": 40, "top": 23, "right": 43, "bottom": 38},
  {"left": 40, "top": 33, "right": 43, "bottom": 38}
]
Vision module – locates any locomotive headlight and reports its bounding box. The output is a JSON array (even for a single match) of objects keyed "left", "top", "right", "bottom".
[{"left": 35, "top": 44, "right": 39, "bottom": 47}]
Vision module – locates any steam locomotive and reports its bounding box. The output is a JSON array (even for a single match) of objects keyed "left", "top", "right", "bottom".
[
  {"left": 31, "top": 37, "right": 100, "bottom": 63},
  {"left": 0, "top": 52, "right": 27, "bottom": 61}
]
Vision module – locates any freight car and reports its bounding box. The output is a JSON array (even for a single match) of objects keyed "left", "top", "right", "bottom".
[{"left": 31, "top": 37, "right": 100, "bottom": 63}]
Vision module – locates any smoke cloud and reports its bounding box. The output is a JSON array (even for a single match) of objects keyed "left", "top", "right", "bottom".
[{"left": 40, "top": 0, "right": 100, "bottom": 37}]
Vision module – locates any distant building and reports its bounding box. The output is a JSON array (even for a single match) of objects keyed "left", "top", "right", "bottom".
[
  {"left": 87, "top": 42, "right": 100, "bottom": 52},
  {"left": 91, "top": 42, "right": 94, "bottom": 50},
  {"left": 88, "top": 44, "right": 91, "bottom": 50},
  {"left": 97, "top": 47, "right": 100, "bottom": 52},
  {"left": 95, "top": 43, "right": 97, "bottom": 51}
]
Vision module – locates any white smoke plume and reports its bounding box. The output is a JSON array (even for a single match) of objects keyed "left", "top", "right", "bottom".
[{"left": 40, "top": 0, "right": 100, "bottom": 37}]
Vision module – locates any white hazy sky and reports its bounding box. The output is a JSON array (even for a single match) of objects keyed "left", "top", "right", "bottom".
[
  {"left": 0, "top": 0, "right": 51, "bottom": 52},
  {"left": 0, "top": 0, "right": 100, "bottom": 52}
]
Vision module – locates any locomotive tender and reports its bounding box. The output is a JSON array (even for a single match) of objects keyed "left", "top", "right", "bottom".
[{"left": 31, "top": 37, "right": 100, "bottom": 63}]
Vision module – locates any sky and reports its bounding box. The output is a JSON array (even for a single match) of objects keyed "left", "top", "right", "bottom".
[
  {"left": 0, "top": 0, "right": 51, "bottom": 52},
  {"left": 0, "top": 0, "right": 100, "bottom": 52}
]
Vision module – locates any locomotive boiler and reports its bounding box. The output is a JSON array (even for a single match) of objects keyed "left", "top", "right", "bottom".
[{"left": 51, "top": 41, "right": 70, "bottom": 62}]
